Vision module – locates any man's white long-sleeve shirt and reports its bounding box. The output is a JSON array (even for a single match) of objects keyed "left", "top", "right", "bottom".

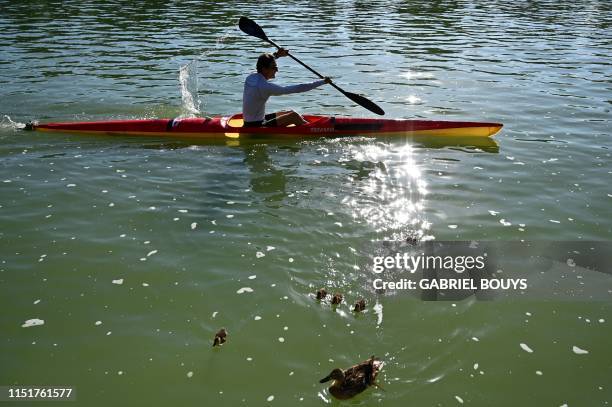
[{"left": 242, "top": 73, "right": 325, "bottom": 122}]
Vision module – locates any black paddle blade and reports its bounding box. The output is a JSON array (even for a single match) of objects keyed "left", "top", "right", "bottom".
[
  {"left": 343, "top": 91, "right": 385, "bottom": 115},
  {"left": 238, "top": 17, "right": 269, "bottom": 42}
]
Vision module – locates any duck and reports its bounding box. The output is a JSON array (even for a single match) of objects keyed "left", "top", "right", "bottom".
[
  {"left": 319, "top": 356, "right": 383, "bottom": 399},
  {"left": 353, "top": 298, "right": 366, "bottom": 312},
  {"left": 331, "top": 293, "right": 343, "bottom": 305},
  {"left": 212, "top": 328, "right": 227, "bottom": 347},
  {"left": 316, "top": 288, "right": 327, "bottom": 300}
]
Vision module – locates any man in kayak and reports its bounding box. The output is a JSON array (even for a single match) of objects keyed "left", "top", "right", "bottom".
[{"left": 243, "top": 48, "right": 331, "bottom": 127}]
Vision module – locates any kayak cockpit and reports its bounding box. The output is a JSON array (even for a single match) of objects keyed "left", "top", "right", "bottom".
[{"left": 224, "top": 113, "right": 326, "bottom": 129}]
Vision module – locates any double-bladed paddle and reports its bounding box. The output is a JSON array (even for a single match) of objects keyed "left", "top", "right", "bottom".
[{"left": 238, "top": 16, "right": 385, "bottom": 116}]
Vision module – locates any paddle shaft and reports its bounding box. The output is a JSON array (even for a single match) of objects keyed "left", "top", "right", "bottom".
[{"left": 265, "top": 38, "right": 348, "bottom": 96}]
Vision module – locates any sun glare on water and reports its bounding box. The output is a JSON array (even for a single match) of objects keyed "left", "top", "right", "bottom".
[{"left": 342, "top": 142, "right": 431, "bottom": 241}]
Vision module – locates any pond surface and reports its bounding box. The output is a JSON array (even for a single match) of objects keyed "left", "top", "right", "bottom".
[{"left": 0, "top": 1, "right": 610, "bottom": 405}]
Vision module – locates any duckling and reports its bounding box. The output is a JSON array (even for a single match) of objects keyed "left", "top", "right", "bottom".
[
  {"left": 316, "top": 288, "right": 327, "bottom": 300},
  {"left": 331, "top": 293, "right": 343, "bottom": 305},
  {"left": 212, "top": 328, "right": 227, "bottom": 347},
  {"left": 405, "top": 230, "right": 419, "bottom": 246},
  {"left": 319, "top": 356, "right": 383, "bottom": 399},
  {"left": 353, "top": 298, "right": 366, "bottom": 312}
]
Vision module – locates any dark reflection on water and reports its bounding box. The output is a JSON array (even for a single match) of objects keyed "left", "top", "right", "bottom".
[{"left": 242, "top": 143, "right": 288, "bottom": 202}]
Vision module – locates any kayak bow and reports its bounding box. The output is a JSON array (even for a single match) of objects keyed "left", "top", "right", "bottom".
[{"left": 27, "top": 114, "right": 503, "bottom": 138}]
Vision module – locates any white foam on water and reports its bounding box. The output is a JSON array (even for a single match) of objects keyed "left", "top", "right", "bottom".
[
  {"left": 572, "top": 346, "right": 589, "bottom": 355},
  {"left": 373, "top": 302, "right": 383, "bottom": 326},
  {"left": 22, "top": 318, "right": 44, "bottom": 328}
]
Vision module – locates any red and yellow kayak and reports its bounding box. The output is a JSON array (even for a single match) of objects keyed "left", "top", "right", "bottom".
[{"left": 27, "top": 114, "right": 502, "bottom": 139}]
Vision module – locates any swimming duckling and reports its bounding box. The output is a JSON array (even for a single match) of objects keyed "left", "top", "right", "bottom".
[
  {"left": 316, "top": 288, "right": 327, "bottom": 300},
  {"left": 319, "top": 356, "right": 383, "bottom": 399},
  {"left": 405, "top": 230, "right": 419, "bottom": 246},
  {"left": 353, "top": 298, "right": 366, "bottom": 312},
  {"left": 331, "top": 293, "right": 343, "bottom": 305},
  {"left": 212, "top": 328, "right": 227, "bottom": 347}
]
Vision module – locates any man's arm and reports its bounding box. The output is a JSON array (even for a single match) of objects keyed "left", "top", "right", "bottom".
[{"left": 261, "top": 79, "right": 326, "bottom": 96}]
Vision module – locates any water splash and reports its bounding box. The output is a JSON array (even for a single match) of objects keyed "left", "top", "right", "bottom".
[
  {"left": 178, "top": 32, "right": 233, "bottom": 118},
  {"left": 1, "top": 115, "right": 26, "bottom": 130},
  {"left": 178, "top": 63, "right": 200, "bottom": 117},
  {"left": 341, "top": 142, "right": 431, "bottom": 241}
]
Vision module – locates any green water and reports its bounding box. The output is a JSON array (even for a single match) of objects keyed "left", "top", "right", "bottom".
[{"left": 1, "top": 1, "right": 611, "bottom": 406}]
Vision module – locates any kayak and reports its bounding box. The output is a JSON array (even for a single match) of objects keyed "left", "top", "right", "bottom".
[{"left": 27, "top": 114, "right": 503, "bottom": 139}]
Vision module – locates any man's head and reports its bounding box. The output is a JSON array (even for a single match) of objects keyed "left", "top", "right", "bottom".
[{"left": 257, "top": 53, "right": 278, "bottom": 79}]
